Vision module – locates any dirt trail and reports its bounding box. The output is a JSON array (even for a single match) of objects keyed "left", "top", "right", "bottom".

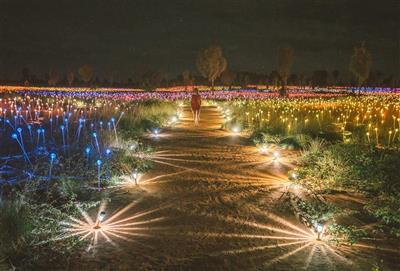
[{"left": 73, "top": 105, "right": 399, "bottom": 271}]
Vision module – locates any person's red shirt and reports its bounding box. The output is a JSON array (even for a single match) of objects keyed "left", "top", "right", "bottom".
[{"left": 191, "top": 94, "right": 201, "bottom": 110}]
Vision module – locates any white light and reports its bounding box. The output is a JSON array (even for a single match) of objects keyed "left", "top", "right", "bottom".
[
  {"left": 291, "top": 172, "right": 298, "bottom": 179},
  {"left": 152, "top": 128, "right": 160, "bottom": 137},
  {"left": 231, "top": 126, "right": 240, "bottom": 133},
  {"left": 129, "top": 143, "right": 137, "bottom": 151},
  {"left": 259, "top": 144, "right": 268, "bottom": 154},
  {"left": 315, "top": 223, "right": 324, "bottom": 240},
  {"left": 273, "top": 151, "right": 280, "bottom": 160},
  {"left": 98, "top": 211, "right": 106, "bottom": 222},
  {"left": 132, "top": 169, "right": 140, "bottom": 185},
  {"left": 170, "top": 116, "right": 178, "bottom": 123}
]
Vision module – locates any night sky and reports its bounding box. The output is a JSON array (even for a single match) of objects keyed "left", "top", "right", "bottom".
[{"left": 1, "top": 0, "right": 399, "bottom": 80}]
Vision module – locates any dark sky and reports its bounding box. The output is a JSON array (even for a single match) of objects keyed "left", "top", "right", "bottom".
[{"left": 1, "top": 0, "right": 399, "bottom": 80}]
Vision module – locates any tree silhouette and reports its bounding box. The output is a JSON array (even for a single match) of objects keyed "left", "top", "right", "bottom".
[
  {"left": 79, "top": 64, "right": 93, "bottom": 84},
  {"left": 311, "top": 70, "right": 329, "bottom": 87},
  {"left": 182, "top": 70, "right": 192, "bottom": 90},
  {"left": 196, "top": 46, "right": 227, "bottom": 89},
  {"left": 140, "top": 70, "right": 163, "bottom": 91},
  {"left": 350, "top": 43, "right": 372, "bottom": 94},
  {"left": 298, "top": 74, "right": 306, "bottom": 89},
  {"left": 220, "top": 69, "right": 235, "bottom": 89},
  {"left": 48, "top": 69, "right": 59, "bottom": 86},
  {"left": 22, "top": 67, "right": 30, "bottom": 84},
  {"left": 269, "top": 70, "right": 280, "bottom": 90},
  {"left": 332, "top": 70, "right": 340, "bottom": 85},
  {"left": 67, "top": 71, "right": 74, "bottom": 86},
  {"left": 277, "top": 46, "right": 294, "bottom": 96}
]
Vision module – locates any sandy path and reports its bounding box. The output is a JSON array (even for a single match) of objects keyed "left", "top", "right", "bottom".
[{"left": 71, "top": 106, "right": 399, "bottom": 271}]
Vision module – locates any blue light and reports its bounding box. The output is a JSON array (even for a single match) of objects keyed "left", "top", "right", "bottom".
[
  {"left": 152, "top": 128, "right": 160, "bottom": 135},
  {"left": 92, "top": 132, "right": 97, "bottom": 138},
  {"left": 60, "top": 125, "right": 65, "bottom": 130},
  {"left": 105, "top": 149, "right": 111, "bottom": 156},
  {"left": 85, "top": 147, "right": 91, "bottom": 154},
  {"left": 96, "top": 159, "right": 102, "bottom": 166},
  {"left": 17, "top": 127, "right": 22, "bottom": 133},
  {"left": 50, "top": 153, "right": 57, "bottom": 160},
  {"left": 11, "top": 133, "right": 18, "bottom": 139}
]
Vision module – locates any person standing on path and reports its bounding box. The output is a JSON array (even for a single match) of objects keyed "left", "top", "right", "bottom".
[{"left": 191, "top": 89, "right": 202, "bottom": 126}]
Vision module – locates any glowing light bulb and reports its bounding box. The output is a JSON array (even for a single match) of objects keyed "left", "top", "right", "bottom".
[
  {"left": 231, "top": 126, "right": 240, "bottom": 134},
  {"left": 98, "top": 211, "right": 106, "bottom": 222},
  {"left": 259, "top": 144, "right": 268, "bottom": 154},
  {"left": 152, "top": 128, "right": 160, "bottom": 137},
  {"left": 50, "top": 153, "right": 57, "bottom": 160},
  {"left": 129, "top": 143, "right": 137, "bottom": 151},
  {"left": 316, "top": 223, "right": 324, "bottom": 240}
]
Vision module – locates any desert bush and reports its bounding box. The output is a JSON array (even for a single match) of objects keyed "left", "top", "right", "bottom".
[
  {"left": 365, "top": 193, "right": 400, "bottom": 237},
  {"left": 279, "top": 134, "right": 312, "bottom": 150},
  {"left": 295, "top": 143, "right": 397, "bottom": 193},
  {"left": 0, "top": 198, "right": 31, "bottom": 264},
  {"left": 118, "top": 100, "right": 176, "bottom": 138},
  {"left": 296, "top": 143, "right": 400, "bottom": 237},
  {"left": 0, "top": 194, "right": 98, "bottom": 269},
  {"left": 297, "top": 199, "right": 339, "bottom": 225},
  {"left": 252, "top": 131, "right": 312, "bottom": 150},
  {"left": 327, "top": 223, "right": 367, "bottom": 245}
]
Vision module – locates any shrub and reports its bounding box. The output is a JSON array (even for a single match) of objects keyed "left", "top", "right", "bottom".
[
  {"left": 297, "top": 199, "right": 339, "bottom": 225},
  {"left": 327, "top": 223, "right": 367, "bottom": 245},
  {"left": 365, "top": 193, "right": 400, "bottom": 237},
  {"left": 296, "top": 142, "right": 400, "bottom": 237},
  {"left": 279, "top": 134, "right": 312, "bottom": 150},
  {"left": 0, "top": 198, "right": 31, "bottom": 263},
  {"left": 118, "top": 100, "right": 176, "bottom": 138},
  {"left": 295, "top": 143, "right": 399, "bottom": 193}
]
